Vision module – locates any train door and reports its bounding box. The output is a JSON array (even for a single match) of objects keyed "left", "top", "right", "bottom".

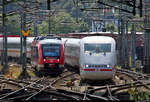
[{"left": 31, "top": 46, "right": 39, "bottom": 67}]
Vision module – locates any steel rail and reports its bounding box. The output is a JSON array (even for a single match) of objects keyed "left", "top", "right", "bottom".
[
  {"left": 117, "top": 69, "right": 150, "bottom": 80},
  {"left": 57, "top": 89, "right": 109, "bottom": 101},
  {"left": 116, "top": 69, "right": 150, "bottom": 78},
  {"left": 88, "top": 81, "right": 140, "bottom": 94},
  {"left": 116, "top": 70, "right": 150, "bottom": 90},
  {"left": 24, "top": 72, "right": 77, "bottom": 100},
  {"left": 26, "top": 87, "right": 81, "bottom": 100},
  {"left": 88, "top": 70, "right": 150, "bottom": 96},
  {"left": 0, "top": 76, "right": 32, "bottom": 85},
  {"left": 0, "top": 77, "right": 45, "bottom": 100},
  {"left": 0, "top": 80, "right": 23, "bottom": 88},
  {"left": 24, "top": 71, "right": 108, "bottom": 101},
  {"left": 106, "top": 84, "right": 114, "bottom": 100},
  {"left": 7, "top": 93, "right": 34, "bottom": 101},
  {"left": 111, "top": 82, "right": 150, "bottom": 95},
  {"left": 51, "top": 72, "right": 76, "bottom": 88}
]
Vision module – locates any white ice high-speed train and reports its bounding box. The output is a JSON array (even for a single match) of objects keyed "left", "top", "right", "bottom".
[
  {"left": 0, "top": 37, "right": 34, "bottom": 62},
  {"left": 63, "top": 36, "right": 116, "bottom": 80}
]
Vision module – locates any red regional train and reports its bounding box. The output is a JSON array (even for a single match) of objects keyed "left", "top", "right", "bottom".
[{"left": 31, "top": 36, "right": 64, "bottom": 75}]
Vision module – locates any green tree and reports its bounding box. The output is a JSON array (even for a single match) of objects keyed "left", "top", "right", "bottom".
[
  {"left": 38, "top": 11, "right": 89, "bottom": 35},
  {"left": 6, "top": 14, "right": 21, "bottom": 35},
  {"left": 38, "top": 21, "right": 48, "bottom": 35},
  {"left": 106, "top": 23, "right": 117, "bottom": 32}
]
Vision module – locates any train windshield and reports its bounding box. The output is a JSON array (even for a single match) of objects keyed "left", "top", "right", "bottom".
[
  {"left": 42, "top": 44, "right": 61, "bottom": 58},
  {"left": 84, "top": 43, "right": 111, "bottom": 54}
]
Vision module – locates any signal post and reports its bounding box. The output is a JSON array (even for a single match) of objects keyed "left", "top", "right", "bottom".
[{"left": 18, "top": 29, "right": 31, "bottom": 79}]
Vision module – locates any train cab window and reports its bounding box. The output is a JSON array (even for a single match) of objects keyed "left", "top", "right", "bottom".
[
  {"left": 84, "top": 43, "right": 111, "bottom": 54},
  {"left": 99, "top": 44, "right": 111, "bottom": 52},
  {"left": 42, "top": 44, "right": 60, "bottom": 58}
]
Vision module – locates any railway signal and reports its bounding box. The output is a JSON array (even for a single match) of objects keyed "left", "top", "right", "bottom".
[{"left": 22, "top": 29, "right": 31, "bottom": 37}]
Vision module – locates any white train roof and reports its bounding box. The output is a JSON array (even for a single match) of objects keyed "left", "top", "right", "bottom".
[
  {"left": 62, "top": 38, "right": 80, "bottom": 42},
  {"left": 62, "top": 38, "right": 80, "bottom": 46},
  {"left": 39, "top": 39, "right": 61, "bottom": 45},
  {"left": 62, "top": 36, "right": 115, "bottom": 45},
  {"left": 0, "top": 37, "right": 34, "bottom": 44},
  {"left": 81, "top": 36, "right": 115, "bottom": 44},
  {"left": 68, "top": 32, "right": 144, "bottom": 35}
]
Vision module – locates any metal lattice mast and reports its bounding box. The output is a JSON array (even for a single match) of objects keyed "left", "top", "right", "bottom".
[
  {"left": 120, "top": 18, "right": 125, "bottom": 67},
  {"left": 124, "top": 20, "right": 129, "bottom": 68},
  {"left": 1, "top": 0, "right": 8, "bottom": 74},
  {"left": 143, "top": 0, "right": 150, "bottom": 73},
  {"left": 19, "top": 14, "right": 23, "bottom": 64},
  {"left": 124, "top": 4, "right": 129, "bottom": 69},
  {"left": 117, "top": 2, "right": 121, "bottom": 66},
  {"left": 18, "top": 0, "right": 30, "bottom": 79}
]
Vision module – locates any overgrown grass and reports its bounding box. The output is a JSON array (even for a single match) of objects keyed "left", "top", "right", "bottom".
[
  {"left": 27, "top": 67, "right": 36, "bottom": 77},
  {"left": 116, "top": 65, "right": 138, "bottom": 72},
  {"left": 4, "top": 66, "right": 21, "bottom": 79},
  {"left": 130, "top": 67, "right": 136, "bottom": 72},
  {"left": 0, "top": 65, "right": 36, "bottom": 79},
  {"left": 128, "top": 86, "right": 150, "bottom": 101},
  {"left": 116, "top": 65, "right": 122, "bottom": 69}
]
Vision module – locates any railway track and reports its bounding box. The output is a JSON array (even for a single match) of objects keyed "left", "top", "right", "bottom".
[
  {"left": 0, "top": 68, "right": 109, "bottom": 101},
  {"left": 86, "top": 69, "right": 150, "bottom": 100},
  {"left": 1, "top": 63, "right": 150, "bottom": 101}
]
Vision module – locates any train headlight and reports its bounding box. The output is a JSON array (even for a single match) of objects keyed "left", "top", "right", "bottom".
[
  {"left": 85, "top": 64, "right": 89, "bottom": 68},
  {"left": 107, "top": 65, "right": 110, "bottom": 68}
]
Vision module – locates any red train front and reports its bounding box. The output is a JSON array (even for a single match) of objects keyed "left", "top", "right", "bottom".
[{"left": 31, "top": 36, "right": 64, "bottom": 75}]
